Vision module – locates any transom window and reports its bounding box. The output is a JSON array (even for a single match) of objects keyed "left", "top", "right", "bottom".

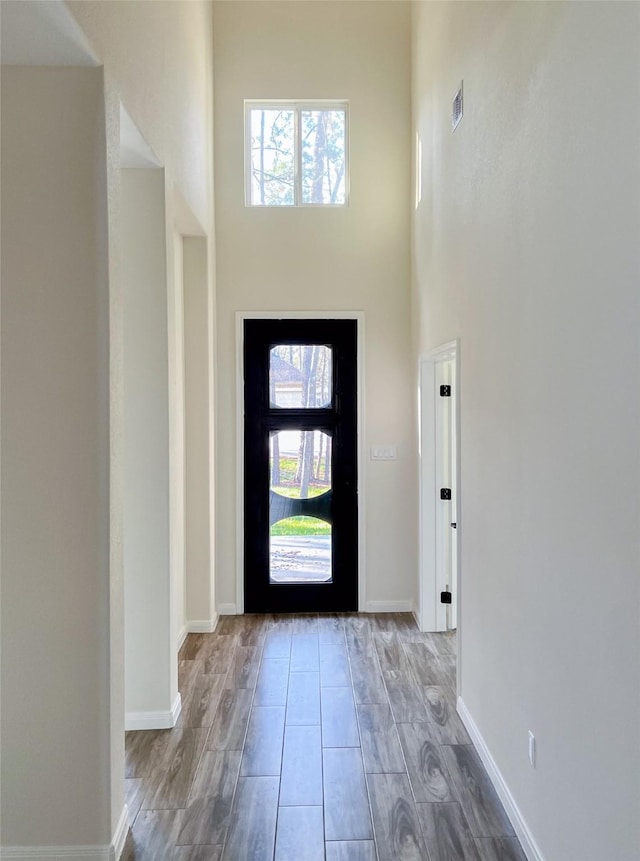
[{"left": 245, "top": 101, "right": 348, "bottom": 207}]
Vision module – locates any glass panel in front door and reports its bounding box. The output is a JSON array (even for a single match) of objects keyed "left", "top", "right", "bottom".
[
  {"left": 270, "top": 517, "right": 332, "bottom": 584},
  {"left": 270, "top": 430, "right": 332, "bottom": 499},
  {"left": 269, "top": 429, "right": 332, "bottom": 585},
  {"left": 269, "top": 344, "right": 332, "bottom": 408}
]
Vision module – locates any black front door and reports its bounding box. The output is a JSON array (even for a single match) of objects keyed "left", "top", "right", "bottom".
[{"left": 243, "top": 318, "right": 358, "bottom": 613}]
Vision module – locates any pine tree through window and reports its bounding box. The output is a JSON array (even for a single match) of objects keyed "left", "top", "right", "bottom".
[{"left": 245, "top": 102, "right": 348, "bottom": 206}]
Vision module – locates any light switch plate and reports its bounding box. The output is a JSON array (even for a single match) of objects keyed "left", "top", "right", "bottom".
[{"left": 371, "top": 445, "right": 397, "bottom": 461}]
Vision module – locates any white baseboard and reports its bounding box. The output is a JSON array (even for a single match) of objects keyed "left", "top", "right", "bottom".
[
  {"left": 0, "top": 806, "right": 130, "bottom": 861},
  {"left": 177, "top": 624, "right": 188, "bottom": 652},
  {"left": 0, "top": 846, "right": 110, "bottom": 859},
  {"left": 457, "top": 697, "right": 545, "bottom": 861},
  {"left": 125, "top": 692, "right": 182, "bottom": 731},
  {"left": 411, "top": 607, "right": 421, "bottom": 629},
  {"left": 362, "top": 600, "right": 413, "bottom": 613},
  {"left": 186, "top": 615, "right": 219, "bottom": 633},
  {"left": 177, "top": 616, "right": 219, "bottom": 649},
  {"left": 110, "top": 805, "right": 129, "bottom": 861},
  {"left": 217, "top": 603, "right": 237, "bottom": 615}
]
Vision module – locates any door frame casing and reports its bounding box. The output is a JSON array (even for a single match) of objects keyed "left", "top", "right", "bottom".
[
  {"left": 418, "top": 339, "right": 460, "bottom": 635},
  {"left": 235, "top": 311, "right": 365, "bottom": 614}
]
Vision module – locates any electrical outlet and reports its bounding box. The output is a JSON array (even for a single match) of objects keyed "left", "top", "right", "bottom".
[{"left": 528, "top": 731, "right": 536, "bottom": 767}]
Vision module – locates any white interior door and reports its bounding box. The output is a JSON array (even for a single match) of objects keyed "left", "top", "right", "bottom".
[
  {"left": 441, "top": 359, "right": 457, "bottom": 629},
  {"left": 435, "top": 359, "right": 457, "bottom": 630},
  {"left": 449, "top": 357, "right": 458, "bottom": 630},
  {"left": 418, "top": 342, "right": 458, "bottom": 632}
]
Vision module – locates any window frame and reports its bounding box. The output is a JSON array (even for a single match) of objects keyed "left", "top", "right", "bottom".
[{"left": 244, "top": 100, "right": 350, "bottom": 208}]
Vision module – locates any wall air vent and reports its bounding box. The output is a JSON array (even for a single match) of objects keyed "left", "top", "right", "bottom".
[{"left": 452, "top": 82, "right": 463, "bottom": 131}]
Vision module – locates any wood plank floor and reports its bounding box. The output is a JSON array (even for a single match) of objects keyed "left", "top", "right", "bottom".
[{"left": 122, "top": 614, "right": 526, "bottom": 861}]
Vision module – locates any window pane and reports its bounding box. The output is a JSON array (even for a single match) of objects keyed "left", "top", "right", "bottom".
[
  {"left": 301, "top": 110, "right": 346, "bottom": 205},
  {"left": 270, "top": 430, "right": 331, "bottom": 499},
  {"left": 250, "top": 109, "right": 295, "bottom": 205},
  {"left": 270, "top": 516, "right": 331, "bottom": 583},
  {"left": 269, "top": 345, "right": 332, "bottom": 408}
]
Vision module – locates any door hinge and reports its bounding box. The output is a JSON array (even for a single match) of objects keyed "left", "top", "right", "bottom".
[
  {"left": 440, "top": 590, "right": 452, "bottom": 604},
  {"left": 440, "top": 488, "right": 451, "bottom": 500},
  {"left": 440, "top": 385, "right": 451, "bottom": 397}
]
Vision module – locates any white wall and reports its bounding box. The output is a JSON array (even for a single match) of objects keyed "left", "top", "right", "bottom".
[
  {"left": 67, "top": 0, "right": 217, "bottom": 680},
  {"left": 212, "top": 0, "right": 415, "bottom": 612},
  {"left": 184, "top": 237, "right": 216, "bottom": 627},
  {"left": 1, "top": 0, "right": 216, "bottom": 850},
  {"left": 105, "top": 74, "right": 126, "bottom": 842},
  {"left": 168, "top": 229, "right": 187, "bottom": 665},
  {"left": 67, "top": 0, "right": 217, "bottom": 660},
  {"left": 1, "top": 66, "right": 113, "bottom": 847},
  {"left": 412, "top": 3, "right": 640, "bottom": 859},
  {"left": 68, "top": 0, "right": 215, "bottom": 236},
  {"left": 121, "top": 168, "right": 176, "bottom": 720}
]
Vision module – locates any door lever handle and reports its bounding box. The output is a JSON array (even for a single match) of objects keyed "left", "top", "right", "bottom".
[{"left": 450, "top": 522, "right": 457, "bottom": 528}]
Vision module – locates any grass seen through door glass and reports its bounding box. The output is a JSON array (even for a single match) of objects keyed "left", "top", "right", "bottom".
[{"left": 271, "top": 517, "right": 330, "bottom": 536}]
